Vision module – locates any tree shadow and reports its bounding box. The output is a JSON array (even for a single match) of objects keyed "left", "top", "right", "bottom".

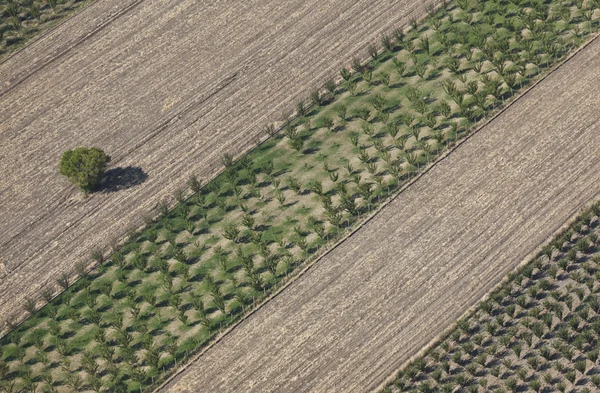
[{"left": 100, "top": 166, "right": 148, "bottom": 193}]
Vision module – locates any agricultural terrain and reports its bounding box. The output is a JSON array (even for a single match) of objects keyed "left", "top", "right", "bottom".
[
  {"left": 385, "top": 197, "right": 600, "bottom": 391},
  {"left": 159, "top": 34, "right": 600, "bottom": 393},
  {"left": 1, "top": 0, "right": 598, "bottom": 391},
  {"left": 0, "top": 0, "right": 95, "bottom": 61},
  {"left": 0, "top": 0, "right": 435, "bottom": 327}
]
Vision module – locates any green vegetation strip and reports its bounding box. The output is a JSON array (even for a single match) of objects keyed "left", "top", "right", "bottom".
[
  {"left": 0, "top": 0, "right": 94, "bottom": 61},
  {"left": 1, "top": 0, "right": 599, "bottom": 391},
  {"left": 383, "top": 200, "right": 600, "bottom": 393}
]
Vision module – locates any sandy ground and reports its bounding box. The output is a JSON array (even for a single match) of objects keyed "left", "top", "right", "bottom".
[
  {"left": 158, "top": 37, "right": 600, "bottom": 393},
  {"left": 0, "top": 0, "right": 435, "bottom": 326}
]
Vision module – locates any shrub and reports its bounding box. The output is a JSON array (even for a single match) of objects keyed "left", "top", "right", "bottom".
[{"left": 59, "top": 147, "right": 110, "bottom": 192}]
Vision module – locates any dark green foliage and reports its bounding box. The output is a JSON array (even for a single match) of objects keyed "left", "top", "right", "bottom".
[{"left": 59, "top": 147, "right": 111, "bottom": 192}]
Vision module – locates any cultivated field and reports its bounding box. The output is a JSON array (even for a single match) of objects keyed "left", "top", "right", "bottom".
[
  {"left": 1, "top": 0, "right": 597, "bottom": 390},
  {"left": 159, "top": 35, "right": 600, "bottom": 393},
  {"left": 385, "top": 197, "right": 600, "bottom": 392},
  {"left": 0, "top": 0, "right": 435, "bottom": 326},
  {"left": 0, "top": 0, "right": 94, "bottom": 61}
]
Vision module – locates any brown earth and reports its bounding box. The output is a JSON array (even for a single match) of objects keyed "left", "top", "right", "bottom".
[
  {"left": 158, "top": 37, "right": 600, "bottom": 393},
  {"left": 0, "top": 0, "right": 435, "bottom": 326}
]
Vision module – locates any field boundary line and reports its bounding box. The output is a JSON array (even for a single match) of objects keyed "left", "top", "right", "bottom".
[
  {"left": 372, "top": 198, "right": 600, "bottom": 392},
  {"left": 0, "top": 3, "right": 379, "bottom": 338},
  {"left": 152, "top": 28, "right": 600, "bottom": 393},
  {"left": 0, "top": 0, "right": 442, "bottom": 337},
  {"left": 0, "top": 0, "right": 148, "bottom": 98},
  {"left": 372, "top": 32, "right": 600, "bottom": 393},
  {"left": 0, "top": 1, "right": 98, "bottom": 66},
  {"left": 373, "top": 197, "right": 600, "bottom": 393}
]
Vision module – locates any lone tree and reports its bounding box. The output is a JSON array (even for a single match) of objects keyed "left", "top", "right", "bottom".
[{"left": 59, "top": 147, "right": 111, "bottom": 193}]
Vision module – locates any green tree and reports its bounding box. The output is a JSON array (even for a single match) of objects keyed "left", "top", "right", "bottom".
[{"left": 59, "top": 147, "right": 111, "bottom": 192}]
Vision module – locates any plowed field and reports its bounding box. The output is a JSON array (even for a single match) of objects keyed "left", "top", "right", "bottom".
[
  {"left": 0, "top": 0, "right": 434, "bottom": 326},
  {"left": 159, "top": 36, "right": 600, "bottom": 393}
]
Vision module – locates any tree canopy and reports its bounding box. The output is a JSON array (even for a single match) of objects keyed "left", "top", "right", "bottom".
[{"left": 59, "top": 147, "right": 111, "bottom": 193}]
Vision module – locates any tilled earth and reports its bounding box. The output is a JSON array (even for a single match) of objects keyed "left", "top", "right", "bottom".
[
  {"left": 0, "top": 0, "right": 434, "bottom": 327},
  {"left": 158, "top": 37, "right": 600, "bottom": 393}
]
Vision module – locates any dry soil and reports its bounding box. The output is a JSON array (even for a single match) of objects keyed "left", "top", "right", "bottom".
[
  {"left": 158, "top": 36, "right": 600, "bottom": 393},
  {"left": 0, "top": 0, "right": 435, "bottom": 326}
]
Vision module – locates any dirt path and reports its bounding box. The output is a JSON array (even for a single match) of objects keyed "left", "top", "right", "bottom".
[
  {"left": 0, "top": 0, "right": 435, "bottom": 326},
  {"left": 158, "top": 37, "right": 600, "bottom": 393}
]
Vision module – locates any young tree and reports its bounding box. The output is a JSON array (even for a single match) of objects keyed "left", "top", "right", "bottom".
[
  {"left": 319, "top": 115, "right": 334, "bottom": 132},
  {"left": 59, "top": 147, "right": 111, "bottom": 192}
]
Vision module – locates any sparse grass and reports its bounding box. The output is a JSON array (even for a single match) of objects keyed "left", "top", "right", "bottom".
[{"left": 1, "top": 0, "right": 599, "bottom": 391}]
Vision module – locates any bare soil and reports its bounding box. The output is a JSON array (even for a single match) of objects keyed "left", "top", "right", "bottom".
[
  {"left": 0, "top": 0, "right": 434, "bottom": 326},
  {"left": 158, "top": 36, "right": 600, "bottom": 393}
]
